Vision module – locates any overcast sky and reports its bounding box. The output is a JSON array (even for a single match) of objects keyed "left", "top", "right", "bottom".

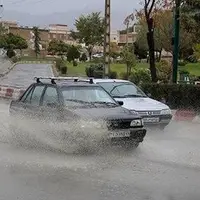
[
  {"left": 4, "top": 0, "right": 141, "bottom": 15},
  {"left": 2, "top": 0, "right": 142, "bottom": 29}
]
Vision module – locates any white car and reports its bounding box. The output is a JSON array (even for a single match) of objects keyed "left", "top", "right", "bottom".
[{"left": 92, "top": 79, "right": 172, "bottom": 129}]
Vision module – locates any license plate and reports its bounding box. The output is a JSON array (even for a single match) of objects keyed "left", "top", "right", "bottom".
[
  {"left": 143, "top": 117, "right": 159, "bottom": 123},
  {"left": 109, "top": 131, "right": 130, "bottom": 138}
]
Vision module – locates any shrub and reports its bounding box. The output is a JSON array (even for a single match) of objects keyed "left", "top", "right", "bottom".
[
  {"left": 11, "top": 56, "right": 18, "bottom": 63},
  {"left": 60, "top": 66, "right": 67, "bottom": 74},
  {"left": 55, "top": 58, "right": 62, "bottom": 70},
  {"left": 73, "top": 60, "right": 78, "bottom": 66},
  {"left": 119, "top": 72, "right": 129, "bottom": 80},
  {"left": 178, "top": 61, "right": 187, "bottom": 66},
  {"left": 108, "top": 71, "right": 118, "bottom": 79},
  {"left": 156, "top": 60, "right": 172, "bottom": 83},
  {"left": 85, "top": 63, "right": 104, "bottom": 78},
  {"left": 140, "top": 83, "right": 200, "bottom": 110},
  {"left": 186, "top": 55, "right": 198, "bottom": 63},
  {"left": 129, "top": 69, "right": 151, "bottom": 85},
  {"left": 80, "top": 53, "right": 87, "bottom": 62},
  {"left": 6, "top": 49, "right": 16, "bottom": 58}
]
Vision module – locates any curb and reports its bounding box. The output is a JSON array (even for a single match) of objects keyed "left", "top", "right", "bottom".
[
  {"left": 0, "top": 62, "right": 17, "bottom": 78},
  {"left": 172, "top": 109, "right": 200, "bottom": 123},
  {"left": 17, "top": 60, "right": 56, "bottom": 64},
  {"left": 0, "top": 85, "right": 25, "bottom": 100}
]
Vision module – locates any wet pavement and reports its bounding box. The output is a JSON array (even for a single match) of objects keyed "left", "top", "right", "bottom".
[
  {"left": 0, "top": 99, "right": 200, "bottom": 200},
  {"left": 0, "top": 64, "right": 53, "bottom": 88},
  {"left": 0, "top": 55, "right": 12, "bottom": 76}
]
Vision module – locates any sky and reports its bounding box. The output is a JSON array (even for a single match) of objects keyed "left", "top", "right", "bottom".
[{"left": 2, "top": 0, "right": 142, "bottom": 29}]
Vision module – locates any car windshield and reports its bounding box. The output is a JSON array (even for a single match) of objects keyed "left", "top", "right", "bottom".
[
  {"left": 61, "top": 86, "right": 118, "bottom": 107},
  {"left": 98, "top": 82, "right": 147, "bottom": 98}
]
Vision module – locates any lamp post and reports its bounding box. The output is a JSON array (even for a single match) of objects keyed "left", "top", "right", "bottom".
[{"left": 104, "top": 0, "right": 111, "bottom": 77}]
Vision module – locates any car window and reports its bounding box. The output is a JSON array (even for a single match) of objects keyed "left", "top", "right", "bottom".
[
  {"left": 42, "top": 86, "right": 59, "bottom": 106},
  {"left": 98, "top": 82, "right": 147, "bottom": 98},
  {"left": 30, "top": 85, "right": 45, "bottom": 106},
  {"left": 21, "top": 86, "right": 34, "bottom": 102}
]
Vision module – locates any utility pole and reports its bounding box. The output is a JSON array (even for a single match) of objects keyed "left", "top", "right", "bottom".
[
  {"left": 172, "top": 0, "right": 180, "bottom": 83},
  {"left": 104, "top": 0, "right": 111, "bottom": 77}
]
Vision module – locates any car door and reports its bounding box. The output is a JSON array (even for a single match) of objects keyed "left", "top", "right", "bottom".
[
  {"left": 40, "top": 85, "right": 62, "bottom": 122},
  {"left": 12, "top": 84, "right": 46, "bottom": 119}
]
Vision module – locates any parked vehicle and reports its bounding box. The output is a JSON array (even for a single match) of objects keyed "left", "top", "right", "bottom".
[
  {"left": 91, "top": 79, "right": 172, "bottom": 129},
  {"left": 9, "top": 77, "right": 146, "bottom": 150}
]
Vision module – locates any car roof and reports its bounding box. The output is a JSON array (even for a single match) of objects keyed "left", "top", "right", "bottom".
[{"left": 92, "top": 79, "right": 130, "bottom": 83}]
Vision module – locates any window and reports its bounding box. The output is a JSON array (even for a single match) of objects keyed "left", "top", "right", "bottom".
[
  {"left": 42, "top": 86, "right": 59, "bottom": 106},
  {"left": 98, "top": 82, "right": 147, "bottom": 98},
  {"left": 20, "top": 86, "right": 34, "bottom": 102},
  {"left": 61, "top": 86, "right": 116, "bottom": 107},
  {"left": 30, "top": 85, "right": 45, "bottom": 106}
]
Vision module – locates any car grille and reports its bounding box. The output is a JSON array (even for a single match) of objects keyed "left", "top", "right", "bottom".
[
  {"left": 137, "top": 110, "right": 161, "bottom": 116},
  {"left": 107, "top": 120, "right": 131, "bottom": 130}
]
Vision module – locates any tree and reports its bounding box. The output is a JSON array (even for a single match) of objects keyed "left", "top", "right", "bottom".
[
  {"left": 67, "top": 45, "right": 80, "bottom": 65},
  {"left": 0, "top": 33, "right": 28, "bottom": 56},
  {"left": 72, "top": 12, "right": 104, "bottom": 60},
  {"left": 140, "top": 0, "right": 160, "bottom": 82},
  {"left": 48, "top": 39, "right": 69, "bottom": 58},
  {"left": 110, "top": 42, "right": 120, "bottom": 60},
  {"left": 121, "top": 44, "right": 136, "bottom": 76},
  {"left": 33, "top": 26, "right": 41, "bottom": 58}
]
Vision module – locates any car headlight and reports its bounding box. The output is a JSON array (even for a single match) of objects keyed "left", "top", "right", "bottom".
[
  {"left": 131, "top": 110, "right": 139, "bottom": 115},
  {"left": 130, "top": 119, "right": 143, "bottom": 127},
  {"left": 161, "top": 109, "right": 171, "bottom": 115}
]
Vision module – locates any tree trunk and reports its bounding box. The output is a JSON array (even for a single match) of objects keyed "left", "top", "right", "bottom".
[{"left": 146, "top": 18, "right": 157, "bottom": 82}]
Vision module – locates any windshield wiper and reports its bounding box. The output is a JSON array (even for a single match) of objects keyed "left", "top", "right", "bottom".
[
  {"left": 112, "top": 94, "right": 145, "bottom": 98},
  {"left": 65, "top": 99, "right": 95, "bottom": 105},
  {"left": 92, "top": 101, "right": 118, "bottom": 107}
]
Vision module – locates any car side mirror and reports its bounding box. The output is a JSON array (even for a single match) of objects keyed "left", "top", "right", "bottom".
[{"left": 117, "top": 101, "right": 124, "bottom": 106}]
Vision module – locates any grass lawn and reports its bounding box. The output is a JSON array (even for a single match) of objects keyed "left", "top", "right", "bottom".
[
  {"left": 179, "top": 63, "right": 200, "bottom": 76},
  {"left": 66, "top": 62, "right": 148, "bottom": 76}
]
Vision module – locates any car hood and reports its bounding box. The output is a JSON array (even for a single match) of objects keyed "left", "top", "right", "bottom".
[
  {"left": 114, "top": 97, "right": 169, "bottom": 111},
  {"left": 70, "top": 106, "right": 140, "bottom": 121}
]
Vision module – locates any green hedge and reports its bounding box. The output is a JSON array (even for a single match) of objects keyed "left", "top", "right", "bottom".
[{"left": 140, "top": 83, "right": 200, "bottom": 110}]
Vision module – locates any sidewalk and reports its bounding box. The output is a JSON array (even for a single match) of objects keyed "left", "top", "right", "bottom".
[{"left": 0, "top": 55, "right": 13, "bottom": 77}]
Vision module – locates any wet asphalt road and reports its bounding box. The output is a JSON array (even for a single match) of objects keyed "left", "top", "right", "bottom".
[
  {"left": 0, "top": 64, "right": 53, "bottom": 88},
  {"left": 0, "top": 100, "right": 200, "bottom": 200},
  {"left": 0, "top": 63, "right": 200, "bottom": 199}
]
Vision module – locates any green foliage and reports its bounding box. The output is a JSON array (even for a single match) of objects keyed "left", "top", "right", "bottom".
[
  {"left": 11, "top": 56, "right": 19, "bottom": 63},
  {"left": 156, "top": 60, "right": 172, "bottom": 83},
  {"left": 108, "top": 71, "right": 118, "bottom": 79},
  {"left": 193, "top": 43, "right": 200, "bottom": 60},
  {"left": 73, "top": 12, "right": 104, "bottom": 59},
  {"left": 121, "top": 44, "right": 136, "bottom": 75},
  {"left": 80, "top": 53, "right": 87, "bottom": 62},
  {"left": 6, "top": 49, "right": 16, "bottom": 58},
  {"left": 73, "top": 60, "right": 78, "bottom": 66},
  {"left": 67, "top": 45, "right": 80, "bottom": 64},
  {"left": 140, "top": 83, "right": 200, "bottom": 110},
  {"left": 129, "top": 69, "right": 151, "bottom": 85},
  {"left": 55, "top": 58, "right": 63, "bottom": 71},
  {"left": 33, "top": 26, "right": 41, "bottom": 58},
  {"left": 178, "top": 61, "right": 187, "bottom": 66},
  {"left": 85, "top": 64, "right": 104, "bottom": 78},
  {"left": 60, "top": 66, "right": 67, "bottom": 74},
  {"left": 0, "top": 33, "right": 28, "bottom": 51},
  {"left": 48, "top": 39, "right": 68, "bottom": 56}
]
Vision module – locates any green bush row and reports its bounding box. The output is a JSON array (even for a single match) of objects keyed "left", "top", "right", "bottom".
[
  {"left": 140, "top": 83, "right": 200, "bottom": 110},
  {"left": 55, "top": 58, "right": 67, "bottom": 74}
]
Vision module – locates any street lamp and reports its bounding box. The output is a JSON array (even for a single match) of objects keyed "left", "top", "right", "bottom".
[{"left": 104, "top": 0, "right": 111, "bottom": 77}]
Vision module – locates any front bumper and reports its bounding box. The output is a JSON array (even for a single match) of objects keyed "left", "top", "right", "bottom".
[
  {"left": 141, "top": 114, "right": 172, "bottom": 127},
  {"left": 108, "top": 128, "right": 146, "bottom": 145}
]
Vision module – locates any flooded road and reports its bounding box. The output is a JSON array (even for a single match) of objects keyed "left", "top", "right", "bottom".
[{"left": 0, "top": 99, "right": 200, "bottom": 200}]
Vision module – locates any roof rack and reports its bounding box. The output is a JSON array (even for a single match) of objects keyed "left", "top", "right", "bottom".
[{"left": 34, "top": 77, "right": 94, "bottom": 84}]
